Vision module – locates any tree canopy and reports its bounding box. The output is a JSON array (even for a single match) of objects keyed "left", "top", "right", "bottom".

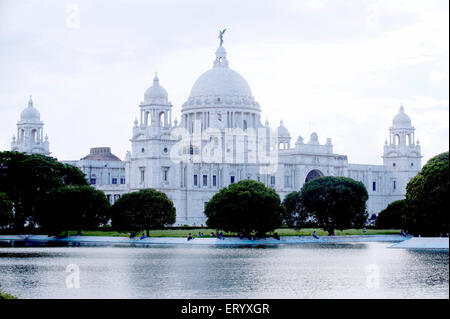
[
  {"left": 299, "top": 176, "right": 368, "bottom": 235},
  {"left": 39, "top": 185, "right": 111, "bottom": 235},
  {"left": 0, "top": 192, "right": 13, "bottom": 229},
  {"left": 405, "top": 151, "right": 449, "bottom": 236},
  {"left": 204, "top": 180, "right": 283, "bottom": 236},
  {"left": 375, "top": 199, "right": 406, "bottom": 229},
  {"left": 0, "top": 151, "right": 88, "bottom": 230},
  {"left": 282, "top": 191, "right": 310, "bottom": 228},
  {"left": 111, "top": 188, "right": 176, "bottom": 235}
]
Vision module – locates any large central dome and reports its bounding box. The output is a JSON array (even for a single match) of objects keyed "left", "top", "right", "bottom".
[
  {"left": 183, "top": 45, "right": 259, "bottom": 112},
  {"left": 189, "top": 67, "right": 252, "bottom": 98},
  {"left": 189, "top": 46, "right": 253, "bottom": 99}
]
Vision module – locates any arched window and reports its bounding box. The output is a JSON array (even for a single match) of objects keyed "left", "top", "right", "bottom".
[
  {"left": 407, "top": 134, "right": 412, "bottom": 145},
  {"left": 159, "top": 112, "right": 165, "bottom": 127},
  {"left": 32, "top": 129, "right": 37, "bottom": 143},
  {"left": 394, "top": 134, "right": 400, "bottom": 146},
  {"left": 305, "top": 169, "right": 324, "bottom": 183}
]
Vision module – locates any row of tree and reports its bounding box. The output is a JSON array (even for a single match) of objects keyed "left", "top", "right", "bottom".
[
  {"left": 0, "top": 150, "right": 370, "bottom": 236},
  {"left": 0, "top": 151, "right": 176, "bottom": 235},
  {"left": 0, "top": 151, "right": 110, "bottom": 234},
  {"left": 1, "top": 150, "right": 447, "bottom": 237},
  {"left": 205, "top": 177, "right": 368, "bottom": 236},
  {"left": 376, "top": 152, "right": 449, "bottom": 236}
]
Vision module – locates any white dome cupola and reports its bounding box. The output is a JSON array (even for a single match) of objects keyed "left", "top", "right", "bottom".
[
  {"left": 12, "top": 96, "right": 50, "bottom": 155},
  {"left": 144, "top": 73, "right": 169, "bottom": 105},
  {"left": 276, "top": 120, "right": 291, "bottom": 138},
  {"left": 138, "top": 74, "right": 173, "bottom": 129},
  {"left": 276, "top": 120, "right": 291, "bottom": 150},
  {"left": 20, "top": 96, "right": 41, "bottom": 122},
  {"left": 392, "top": 105, "right": 412, "bottom": 128}
]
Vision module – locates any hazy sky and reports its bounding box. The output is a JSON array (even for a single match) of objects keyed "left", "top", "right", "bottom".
[{"left": 0, "top": 0, "right": 448, "bottom": 165}]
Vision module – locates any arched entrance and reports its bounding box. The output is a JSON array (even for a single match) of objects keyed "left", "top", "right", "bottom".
[{"left": 305, "top": 169, "right": 324, "bottom": 183}]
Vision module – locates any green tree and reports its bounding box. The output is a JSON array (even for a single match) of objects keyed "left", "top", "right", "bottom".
[
  {"left": 112, "top": 189, "right": 176, "bottom": 236},
  {"left": 0, "top": 151, "right": 87, "bottom": 231},
  {"left": 375, "top": 199, "right": 406, "bottom": 229},
  {"left": 204, "top": 180, "right": 283, "bottom": 236},
  {"left": 405, "top": 151, "right": 449, "bottom": 236},
  {"left": 282, "top": 191, "right": 310, "bottom": 228},
  {"left": 299, "top": 176, "right": 368, "bottom": 235},
  {"left": 0, "top": 192, "right": 13, "bottom": 229},
  {"left": 39, "top": 185, "right": 110, "bottom": 235}
]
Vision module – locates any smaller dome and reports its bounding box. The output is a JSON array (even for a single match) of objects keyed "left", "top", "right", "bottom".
[
  {"left": 276, "top": 120, "right": 290, "bottom": 138},
  {"left": 144, "top": 74, "right": 168, "bottom": 104},
  {"left": 392, "top": 105, "right": 411, "bottom": 128},
  {"left": 20, "top": 97, "right": 41, "bottom": 121},
  {"left": 82, "top": 147, "right": 121, "bottom": 161}
]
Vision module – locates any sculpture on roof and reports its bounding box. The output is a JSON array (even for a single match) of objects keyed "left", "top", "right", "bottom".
[{"left": 218, "top": 29, "right": 226, "bottom": 46}]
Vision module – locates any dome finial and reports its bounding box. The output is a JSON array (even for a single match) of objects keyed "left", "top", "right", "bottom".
[
  {"left": 153, "top": 72, "right": 159, "bottom": 84},
  {"left": 28, "top": 95, "right": 33, "bottom": 107}
]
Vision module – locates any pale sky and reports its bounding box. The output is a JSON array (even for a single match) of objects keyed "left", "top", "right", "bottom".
[{"left": 0, "top": 0, "right": 448, "bottom": 165}]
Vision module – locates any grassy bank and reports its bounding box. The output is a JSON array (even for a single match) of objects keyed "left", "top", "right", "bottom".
[
  {"left": 66, "top": 228, "right": 401, "bottom": 238},
  {"left": 0, "top": 290, "right": 17, "bottom": 299}
]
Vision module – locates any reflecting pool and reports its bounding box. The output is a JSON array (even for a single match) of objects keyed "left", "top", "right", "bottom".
[{"left": 0, "top": 242, "right": 448, "bottom": 299}]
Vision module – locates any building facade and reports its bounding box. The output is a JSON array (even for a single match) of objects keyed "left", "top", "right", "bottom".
[
  {"left": 63, "top": 147, "right": 127, "bottom": 205},
  {"left": 125, "top": 43, "right": 422, "bottom": 225},
  {"left": 11, "top": 42, "right": 422, "bottom": 226}
]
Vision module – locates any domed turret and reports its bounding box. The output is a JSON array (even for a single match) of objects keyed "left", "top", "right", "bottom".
[
  {"left": 276, "top": 120, "right": 291, "bottom": 138},
  {"left": 12, "top": 96, "right": 50, "bottom": 155},
  {"left": 277, "top": 120, "right": 291, "bottom": 150},
  {"left": 144, "top": 74, "right": 168, "bottom": 104},
  {"left": 20, "top": 96, "right": 41, "bottom": 122},
  {"left": 138, "top": 73, "right": 173, "bottom": 129},
  {"left": 392, "top": 105, "right": 412, "bottom": 128}
]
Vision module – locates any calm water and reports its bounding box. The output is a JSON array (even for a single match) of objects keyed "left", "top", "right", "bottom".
[{"left": 0, "top": 242, "right": 448, "bottom": 299}]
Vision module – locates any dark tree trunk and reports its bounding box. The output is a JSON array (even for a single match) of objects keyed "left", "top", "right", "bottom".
[{"left": 146, "top": 229, "right": 149, "bottom": 237}]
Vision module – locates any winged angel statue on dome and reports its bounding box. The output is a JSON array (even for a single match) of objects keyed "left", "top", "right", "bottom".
[{"left": 218, "top": 29, "right": 226, "bottom": 46}]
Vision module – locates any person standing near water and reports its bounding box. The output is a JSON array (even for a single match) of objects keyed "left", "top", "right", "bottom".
[{"left": 312, "top": 231, "right": 319, "bottom": 239}]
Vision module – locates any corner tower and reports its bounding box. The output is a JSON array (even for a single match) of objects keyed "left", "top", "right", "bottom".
[
  {"left": 382, "top": 104, "right": 421, "bottom": 196},
  {"left": 11, "top": 96, "right": 50, "bottom": 155},
  {"left": 139, "top": 74, "right": 173, "bottom": 129}
]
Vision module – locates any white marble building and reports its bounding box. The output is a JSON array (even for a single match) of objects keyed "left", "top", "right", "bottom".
[
  {"left": 124, "top": 43, "right": 422, "bottom": 225},
  {"left": 11, "top": 43, "right": 422, "bottom": 226}
]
